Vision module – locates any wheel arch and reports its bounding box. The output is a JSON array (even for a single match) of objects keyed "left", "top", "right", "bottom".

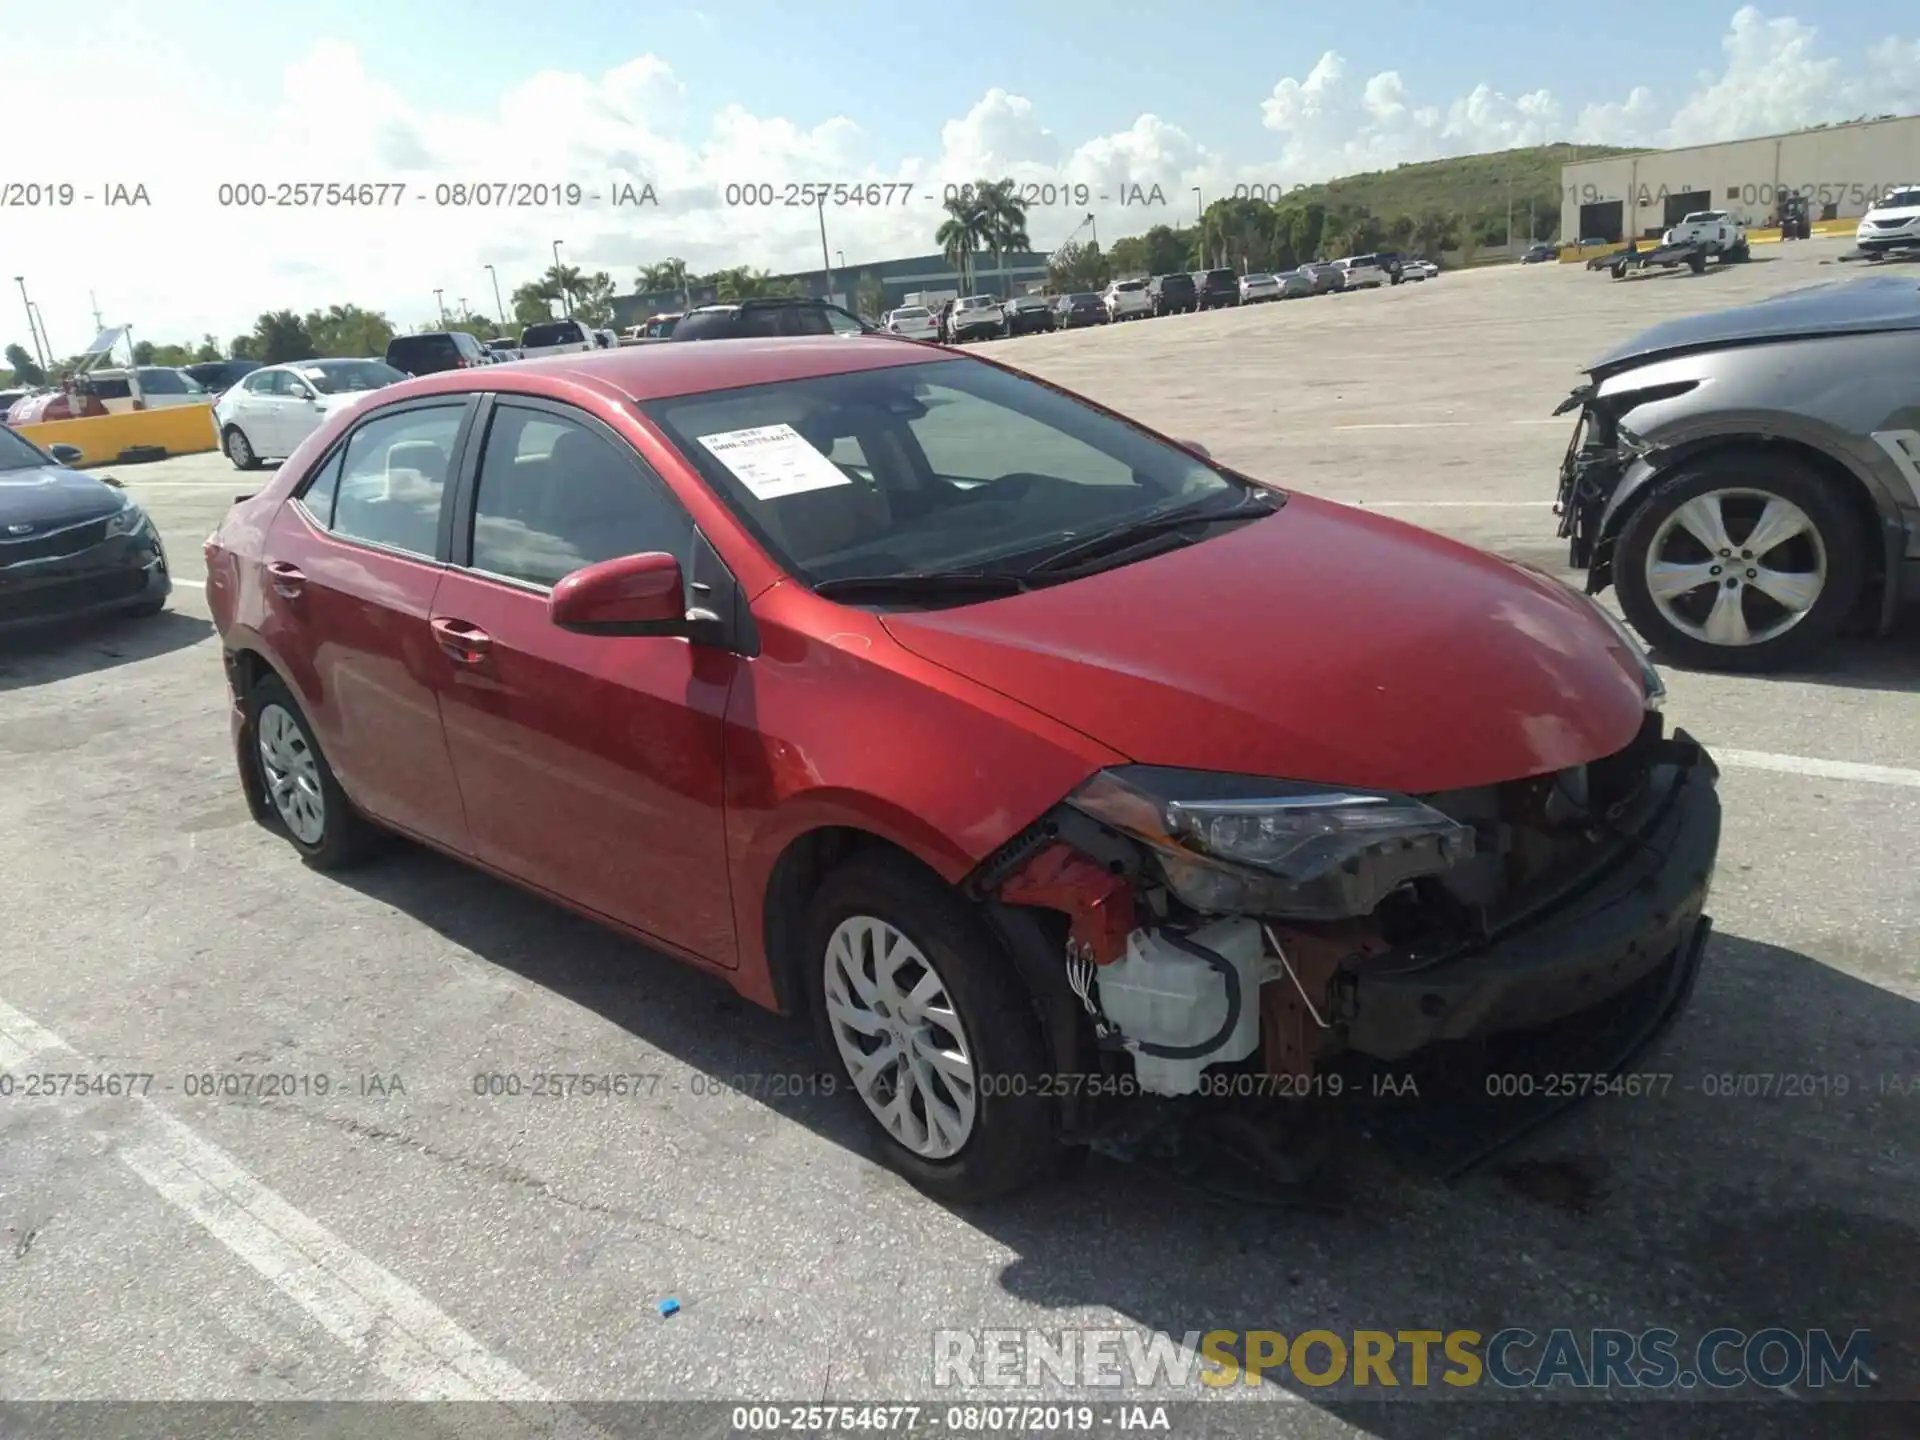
[{"left": 1592, "top": 434, "right": 1901, "bottom": 630}]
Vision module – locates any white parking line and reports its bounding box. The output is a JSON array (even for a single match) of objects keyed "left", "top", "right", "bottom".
[
  {"left": 0, "top": 996, "right": 607, "bottom": 1428},
  {"left": 1716, "top": 749, "right": 1920, "bottom": 790},
  {"left": 1329, "top": 419, "right": 1566, "bottom": 431}
]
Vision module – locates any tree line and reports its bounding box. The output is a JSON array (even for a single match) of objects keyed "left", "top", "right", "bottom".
[{"left": 1, "top": 182, "right": 1550, "bottom": 382}]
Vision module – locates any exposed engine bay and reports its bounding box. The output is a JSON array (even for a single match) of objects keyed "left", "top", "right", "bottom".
[{"left": 970, "top": 712, "right": 1719, "bottom": 1109}]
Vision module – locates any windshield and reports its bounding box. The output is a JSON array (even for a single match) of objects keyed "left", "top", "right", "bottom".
[
  {"left": 296, "top": 360, "right": 406, "bottom": 394},
  {"left": 0, "top": 424, "right": 54, "bottom": 471},
  {"left": 642, "top": 357, "right": 1245, "bottom": 587},
  {"left": 522, "top": 322, "right": 584, "bottom": 347},
  {"left": 135, "top": 368, "right": 204, "bottom": 395},
  {"left": 1877, "top": 188, "right": 1920, "bottom": 209},
  {"left": 893, "top": 307, "right": 930, "bottom": 319}
]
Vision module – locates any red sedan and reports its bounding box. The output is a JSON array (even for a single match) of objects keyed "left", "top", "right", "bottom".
[{"left": 205, "top": 336, "right": 1720, "bottom": 1201}]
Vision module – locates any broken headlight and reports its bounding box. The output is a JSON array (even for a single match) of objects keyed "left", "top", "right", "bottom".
[
  {"left": 103, "top": 494, "right": 152, "bottom": 539},
  {"left": 1065, "top": 766, "right": 1475, "bottom": 921}
]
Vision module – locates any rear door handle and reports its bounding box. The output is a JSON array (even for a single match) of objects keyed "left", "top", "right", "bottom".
[
  {"left": 431, "top": 617, "right": 492, "bottom": 664},
  {"left": 266, "top": 561, "right": 306, "bottom": 598}
]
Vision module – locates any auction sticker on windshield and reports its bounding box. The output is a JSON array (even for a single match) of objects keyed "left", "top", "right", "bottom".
[{"left": 699, "top": 423, "right": 853, "bottom": 501}]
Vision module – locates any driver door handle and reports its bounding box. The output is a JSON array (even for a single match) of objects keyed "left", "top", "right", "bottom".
[
  {"left": 266, "top": 561, "right": 306, "bottom": 598},
  {"left": 431, "top": 617, "right": 492, "bottom": 664}
]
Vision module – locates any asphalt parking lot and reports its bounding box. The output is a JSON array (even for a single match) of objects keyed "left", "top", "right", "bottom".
[{"left": 2, "top": 238, "right": 1916, "bottom": 1437}]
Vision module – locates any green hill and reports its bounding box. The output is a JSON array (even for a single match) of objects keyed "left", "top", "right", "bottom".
[{"left": 1281, "top": 142, "right": 1643, "bottom": 236}]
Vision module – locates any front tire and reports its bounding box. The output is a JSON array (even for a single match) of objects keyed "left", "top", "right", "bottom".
[
  {"left": 224, "top": 426, "right": 261, "bottom": 470},
  {"left": 804, "top": 851, "right": 1059, "bottom": 1204},
  {"left": 1612, "top": 452, "right": 1866, "bottom": 673},
  {"left": 245, "top": 673, "right": 380, "bottom": 869}
]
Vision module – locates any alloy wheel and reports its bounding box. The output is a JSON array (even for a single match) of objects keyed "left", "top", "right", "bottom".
[
  {"left": 228, "top": 429, "right": 253, "bottom": 467},
  {"left": 257, "top": 703, "right": 326, "bottom": 844},
  {"left": 1644, "top": 487, "right": 1827, "bottom": 648},
  {"left": 823, "top": 915, "right": 978, "bottom": 1159}
]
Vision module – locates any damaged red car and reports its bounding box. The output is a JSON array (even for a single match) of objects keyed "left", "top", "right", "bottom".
[{"left": 204, "top": 337, "right": 1721, "bottom": 1201}]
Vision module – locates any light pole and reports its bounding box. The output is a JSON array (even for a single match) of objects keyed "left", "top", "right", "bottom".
[
  {"left": 817, "top": 200, "right": 833, "bottom": 304},
  {"left": 552, "top": 241, "right": 570, "bottom": 316},
  {"left": 485, "top": 264, "right": 506, "bottom": 324},
  {"left": 29, "top": 302, "right": 51, "bottom": 368},
  {"left": 433, "top": 289, "right": 446, "bottom": 326},
  {"left": 14, "top": 277, "right": 46, "bottom": 370},
  {"left": 1193, "top": 188, "right": 1205, "bottom": 266}
]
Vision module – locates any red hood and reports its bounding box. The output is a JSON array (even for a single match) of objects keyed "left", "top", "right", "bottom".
[{"left": 881, "top": 494, "right": 1650, "bottom": 793}]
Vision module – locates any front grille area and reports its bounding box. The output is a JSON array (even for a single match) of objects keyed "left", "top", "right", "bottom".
[
  {"left": 0, "top": 568, "right": 147, "bottom": 623},
  {"left": 0, "top": 517, "right": 111, "bottom": 566}
]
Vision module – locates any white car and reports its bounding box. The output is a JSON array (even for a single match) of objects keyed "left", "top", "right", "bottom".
[
  {"left": 948, "top": 295, "right": 1004, "bottom": 342},
  {"left": 1856, "top": 184, "right": 1920, "bottom": 254},
  {"left": 1662, "top": 210, "right": 1747, "bottom": 256},
  {"left": 1333, "top": 255, "right": 1390, "bottom": 290},
  {"left": 885, "top": 304, "right": 940, "bottom": 340},
  {"left": 1399, "top": 259, "right": 1439, "bottom": 281},
  {"left": 517, "top": 318, "right": 597, "bottom": 358},
  {"left": 1238, "top": 273, "right": 1281, "bottom": 303},
  {"left": 214, "top": 357, "right": 407, "bottom": 469},
  {"left": 79, "top": 367, "right": 212, "bottom": 414},
  {"left": 1103, "top": 278, "right": 1151, "bottom": 320}
]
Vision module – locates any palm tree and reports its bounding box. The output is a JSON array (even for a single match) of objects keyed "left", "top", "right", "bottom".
[
  {"left": 541, "top": 263, "right": 585, "bottom": 315},
  {"left": 970, "top": 179, "right": 1030, "bottom": 298},
  {"left": 935, "top": 192, "right": 989, "bottom": 293}
]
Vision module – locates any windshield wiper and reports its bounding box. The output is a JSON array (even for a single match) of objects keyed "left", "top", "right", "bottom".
[
  {"left": 812, "top": 570, "right": 1031, "bottom": 602},
  {"left": 1022, "top": 487, "right": 1282, "bottom": 576}
]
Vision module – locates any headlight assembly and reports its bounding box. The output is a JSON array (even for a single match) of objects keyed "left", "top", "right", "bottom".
[
  {"left": 1065, "top": 766, "right": 1476, "bottom": 920},
  {"left": 103, "top": 495, "right": 151, "bottom": 539}
]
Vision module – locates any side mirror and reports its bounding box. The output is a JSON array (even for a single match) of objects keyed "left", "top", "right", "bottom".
[
  {"left": 48, "top": 443, "right": 84, "bottom": 466},
  {"left": 549, "top": 551, "right": 691, "bottom": 636},
  {"left": 1176, "top": 438, "right": 1212, "bottom": 460}
]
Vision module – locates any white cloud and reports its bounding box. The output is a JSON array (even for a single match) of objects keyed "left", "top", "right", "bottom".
[
  {"left": 2, "top": 7, "right": 1916, "bottom": 347},
  {"left": 1259, "top": 7, "right": 1920, "bottom": 175}
]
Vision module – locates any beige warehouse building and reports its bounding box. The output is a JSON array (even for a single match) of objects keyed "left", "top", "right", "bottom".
[{"left": 1559, "top": 114, "right": 1920, "bottom": 243}]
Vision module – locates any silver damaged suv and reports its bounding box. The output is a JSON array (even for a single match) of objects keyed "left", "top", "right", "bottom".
[{"left": 1554, "top": 274, "right": 1920, "bottom": 671}]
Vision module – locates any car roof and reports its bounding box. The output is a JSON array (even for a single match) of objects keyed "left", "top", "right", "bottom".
[{"left": 374, "top": 334, "right": 943, "bottom": 404}]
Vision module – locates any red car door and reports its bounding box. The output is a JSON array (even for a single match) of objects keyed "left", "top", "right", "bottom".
[
  {"left": 257, "top": 398, "right": 474, "bottom": 852},
  {"left": 428, "top": 396, "right": 739, "bottom": 966}
]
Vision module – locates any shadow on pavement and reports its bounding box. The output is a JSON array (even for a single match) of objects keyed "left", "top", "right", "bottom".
[
  {"left": 334, "top": 842, "right": 1918, "bottom": 1433},
  {"left": 0, "top": 606, "right": 212, "bottom": 694}
]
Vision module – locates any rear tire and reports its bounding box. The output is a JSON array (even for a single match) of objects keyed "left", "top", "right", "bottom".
[
  {"left": 1612, "top": 451, "right": 1867, "bottom": 673},
  {"left": 804, "top": 851, "right": 1060, "bottom": 1204},
  {"left": 245, "top": 673, "right": 381, "bottom": 869}
]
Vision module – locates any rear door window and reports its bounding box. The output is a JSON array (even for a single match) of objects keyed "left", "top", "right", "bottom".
[{"left": 328, "top": 405, "right": 465, "bottom": 557}]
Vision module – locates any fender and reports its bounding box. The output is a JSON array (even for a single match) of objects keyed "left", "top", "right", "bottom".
[{"left": 1590, "top": 418, "right": 1912, "bottom": 632}]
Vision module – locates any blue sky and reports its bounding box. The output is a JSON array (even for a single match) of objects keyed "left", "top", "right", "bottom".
[
  {"left": 167, "top": 0, "right": 1894, "bottom": 163},
  {"left": 3, "top": 3, "right": 1916, "bottom": 340}
]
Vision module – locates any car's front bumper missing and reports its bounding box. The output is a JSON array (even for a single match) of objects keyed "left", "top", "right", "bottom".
[{"left": 1343, "top": 735, "right": 1720, "bottom": 1060}]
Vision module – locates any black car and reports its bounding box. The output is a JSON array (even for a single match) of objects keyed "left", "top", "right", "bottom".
[
  {"left": 484, "top": 339, "right": 523, "bottom": 360},
  {"left": 182, "top": 360, "right": 261, "bottom": 398},
  {"left": 669, "top": 298, "right": 877, "bottom": 341},
  {"left": 384, "top": 330, "right": 490, "bottom": 376},
  {"left": 1148, "top": 272, "right": 1197, "bottom": 315},
  {"left": 1192, "top": 268, "right": 1239, "bottom": 310},
  {"left": 0, "top": 427, "right": 169, "bottom": 633},
  {"left": 1001, "top": 294, "right": 1056, "bottom": 336},
  {"left": 1373, "top": 250, "right": 1407, "bottom": 283},
  {"left": 1522, "top": 242, "right": 1560, "bottom": 264},
  {"left": 1053, "top": 293, "right": 1109, "bottom": 329}
]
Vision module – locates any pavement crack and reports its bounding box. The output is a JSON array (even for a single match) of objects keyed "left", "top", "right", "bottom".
[
  {"left": 11, "top": 1226, "right": 37, "bottom": 1259},
  {"left": 250, "top": 1101, "right": 733, "bottom": 1247}
]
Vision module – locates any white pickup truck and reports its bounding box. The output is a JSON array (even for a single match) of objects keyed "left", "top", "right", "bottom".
[
  {"left": 517, "top": 318, "right": 597, "bottom": 359},
  {"left": 1661, "top": 211, "right": 1749, "bottom": 260}
]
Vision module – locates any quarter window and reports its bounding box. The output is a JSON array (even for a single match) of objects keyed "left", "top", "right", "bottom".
[
  {"left": 329, "top": 406, "right": 463, "bottom": 556},
  {"left": 468, "top": 405, "right": 689, "bottom": 589}
]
